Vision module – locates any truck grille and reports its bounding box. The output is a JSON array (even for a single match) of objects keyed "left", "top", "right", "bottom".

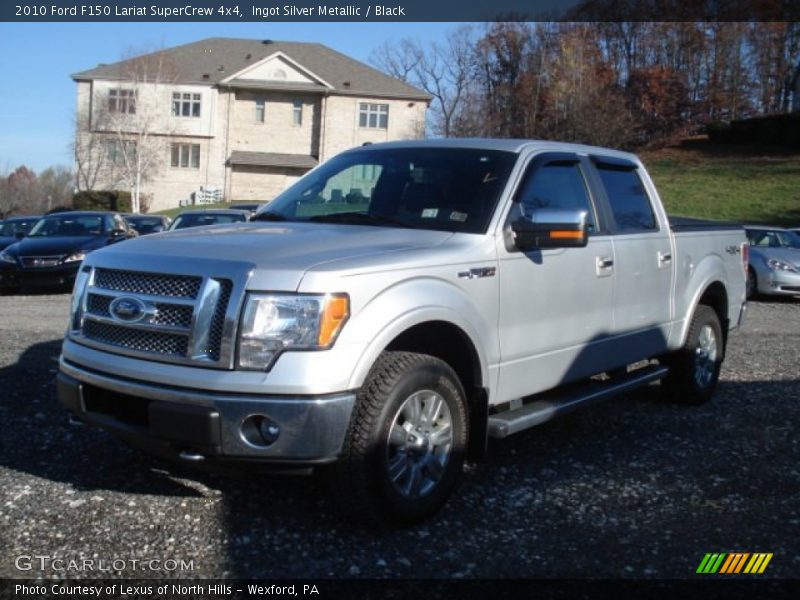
[
  {"left": 83, "top": 320, "right": 189, "bottom": 356},
  {"left": 76, "top": 268, "right": 234, "bottom": 367},
  {"left": 94, "top": 268, "right": 202, "bottom": 298}
]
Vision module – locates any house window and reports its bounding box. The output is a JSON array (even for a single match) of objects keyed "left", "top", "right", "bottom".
[
  {"left": 255, "top": 99, "right": 265, "bottom": 123},
  {"left": 108, "top": 89, "right": 136, "bottom": 114},
  {"left": 172, "top": 92, "right": 201, "bottom": 117},
  {"left": 292, "top": 100, "right": 303, "bottom": 126},
  {"left": 359, "top": 103, "right": 389, "bottom": 129},
  {"left": 170, "top": 143, "right": 200, "bottom": 169},
  {"left": 106, "top": 139, "right": 136, "bottom": 165}
]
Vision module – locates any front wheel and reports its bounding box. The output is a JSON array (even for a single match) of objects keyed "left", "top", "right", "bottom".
[
  {"left": 327, "top": 351, "right": 468, "bottom": 527},
  {"left": 661, "top": 305, "right": 724, "bottom": 405}
]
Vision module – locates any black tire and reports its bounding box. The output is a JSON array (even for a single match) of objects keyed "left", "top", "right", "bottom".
[
  {"left": 746, "top": 267, "right": 757, "bottom": 300},
  {"left": 661, "top": 305, "right": 724, "bottom": 405},
  {"left": 327, "top": 351, "right": 468, "bottom": 527}
]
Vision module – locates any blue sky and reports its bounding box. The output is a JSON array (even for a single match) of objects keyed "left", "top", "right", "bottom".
[{"left": 0, "top": 22, "right": 456, "bottom": 173}]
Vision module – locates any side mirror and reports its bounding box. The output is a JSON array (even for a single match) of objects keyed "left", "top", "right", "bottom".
[{"left": 510, "top": 208, "right": 589, "bottom": 251}]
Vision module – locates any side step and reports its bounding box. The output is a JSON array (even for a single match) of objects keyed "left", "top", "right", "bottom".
[{"left": 487, "top": 364, "right": 669, "bottom": 439}]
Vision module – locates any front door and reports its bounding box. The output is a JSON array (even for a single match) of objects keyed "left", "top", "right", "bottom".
[{"left": 495, "top": 153, "right": 616, "bottom": 404}]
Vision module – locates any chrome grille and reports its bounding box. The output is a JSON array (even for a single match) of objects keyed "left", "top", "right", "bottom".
[
  {"left": 83, "top": 320, "right": 188, "bottom": 356},
  {"left": 76, "top": 268, "right": 235, "bottom": 367},
  {"left": 86, "top": 293, "right": 112, "bottom": 317},
  {"left": 152, "top": 304, "right": 193, "bottom": 328},
  {"left": 94, "top": 268, "right": 201, "bottom": 298},
  {"left": 205, "top": 280, "right": 232, "bottom": 361}
]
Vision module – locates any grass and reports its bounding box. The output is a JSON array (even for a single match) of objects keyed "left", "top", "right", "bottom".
[{"left": 641, "top": 137, "right": 800, "bottom": 226}]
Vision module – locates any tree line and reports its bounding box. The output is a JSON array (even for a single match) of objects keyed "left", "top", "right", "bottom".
[
  {"left": 371, "top": 22, "right": 800, "bottom": 148},
  {"left": 0, "top": 165, "right": 73, "bottom": 218}
]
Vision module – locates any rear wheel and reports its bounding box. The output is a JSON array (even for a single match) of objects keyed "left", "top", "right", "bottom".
[
  {"left": 661, "top": 305, "right": 724, "bottom": 405},
  {"left": 327, "top": 351, "right": 468, "bottom": 527}
]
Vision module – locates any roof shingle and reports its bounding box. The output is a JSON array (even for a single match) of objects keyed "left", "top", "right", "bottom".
[{"left": 72, "top": 37, "right": 430, "bottom": 100}]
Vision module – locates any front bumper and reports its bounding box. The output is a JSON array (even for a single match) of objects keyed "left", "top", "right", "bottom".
[
  {"left": 758, "top": 269, "right": 800, "bottom": 296},
  {"left": 57, "top": 358, "right": 356, "bottom": 468},
  {"left": 0, "top": 262, "right": 80, "bottom": 289}
]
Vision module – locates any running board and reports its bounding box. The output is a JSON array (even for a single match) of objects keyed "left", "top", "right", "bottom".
[{"left": 488, "top": 365, "right": 669, "bottom": 439}]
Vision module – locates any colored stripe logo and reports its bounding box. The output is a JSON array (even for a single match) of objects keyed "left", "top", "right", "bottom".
[{"left": 696, "top": 552, "right": 773, "bottom": 574}]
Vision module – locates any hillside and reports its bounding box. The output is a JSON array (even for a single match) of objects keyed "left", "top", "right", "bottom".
[{"left": 641, "top": 137, "right": 800, "bottom": 227}]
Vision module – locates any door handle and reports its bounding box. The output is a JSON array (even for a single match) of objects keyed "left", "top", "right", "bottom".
[
  {"left": 597, "top": 257, "right": 614, "bottom": 269},
  {"left": 658, "top": 251, "right": 672, "bottom": 264}
]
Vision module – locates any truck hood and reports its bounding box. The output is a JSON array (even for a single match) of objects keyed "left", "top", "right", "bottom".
[{"left": 89, "top": 222, "right": 454, "bottom": 291}]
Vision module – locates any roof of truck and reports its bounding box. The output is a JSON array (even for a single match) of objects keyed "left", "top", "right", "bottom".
[{"left": 348, "top": 138, "right": 641, "bottom": 162}]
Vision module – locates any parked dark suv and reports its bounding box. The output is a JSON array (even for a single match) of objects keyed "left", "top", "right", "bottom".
[{"left": 0, "top": 211, "right": 136, "bottom": 291}]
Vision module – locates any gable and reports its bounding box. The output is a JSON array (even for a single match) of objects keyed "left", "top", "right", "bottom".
[{"left": 227, "top": 52, "right": 330, "bottom": 87}]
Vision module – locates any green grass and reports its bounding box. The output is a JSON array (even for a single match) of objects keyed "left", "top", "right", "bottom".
[{"left": 642, "top": 140, "right": 800, "bottom": 226}]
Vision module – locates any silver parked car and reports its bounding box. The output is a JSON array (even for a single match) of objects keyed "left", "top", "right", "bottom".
[{"left": 744, "top": 225, "right": 800, "bottom": 298}]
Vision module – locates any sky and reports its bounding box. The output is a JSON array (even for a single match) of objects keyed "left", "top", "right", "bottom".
[{"left": 0, "top": 22, "right": 457, "bottom": 173}]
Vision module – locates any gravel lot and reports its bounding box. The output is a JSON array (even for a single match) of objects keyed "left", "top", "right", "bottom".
[{"left": 1, "top": 292, "right": 798, "bottom": 580}]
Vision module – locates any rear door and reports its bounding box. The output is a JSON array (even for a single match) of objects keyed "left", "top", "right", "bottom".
[{"left": 588, "top": 156, "right": 674, "bottom": 359}]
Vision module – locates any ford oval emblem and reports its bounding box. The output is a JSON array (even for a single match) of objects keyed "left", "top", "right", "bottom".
[{"left": 109, "top": 296, "right": 146, "bottom": 323}]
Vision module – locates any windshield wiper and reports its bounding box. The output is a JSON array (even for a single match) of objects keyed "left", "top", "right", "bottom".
[
  {"left": 251, "top": 211, "right": 287, "bottom": 222},
  {"left": 307, "top": 212, "right": 413, "bottom": 228}
]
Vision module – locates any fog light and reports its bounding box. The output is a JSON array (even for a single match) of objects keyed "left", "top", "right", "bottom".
[
  {"left": 240, "top": 415, "right": 280, "bottom": 448},
  {"left": 258, "top": 417, "right": 280, "bottom": 445}
]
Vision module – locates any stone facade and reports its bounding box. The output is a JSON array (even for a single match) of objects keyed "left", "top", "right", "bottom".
[{"left": 74, "top": 44, "right": 429, "bottom": 212}]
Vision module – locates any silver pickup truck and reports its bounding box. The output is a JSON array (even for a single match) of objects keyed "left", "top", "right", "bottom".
[{"left": 57, "top": 139, "right": 748, "bottom": 526}]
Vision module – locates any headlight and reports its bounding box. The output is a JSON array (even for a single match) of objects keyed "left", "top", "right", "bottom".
[
  {"left": 766, "top": 258, "right": 797, "bottom": 273},
  {"left": 0, "top": 251, "right": 16, "bottom": 264},
  {"left": 237, "top": 293, "right": 349, "bottom": 370},
  {"left": 63, "top": 251, "right": 87, "bottom": 264}
]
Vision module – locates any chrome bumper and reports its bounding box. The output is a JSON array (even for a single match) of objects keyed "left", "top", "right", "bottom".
[{"left": 58, "top": 357, "right": 355, "bottom": 466}]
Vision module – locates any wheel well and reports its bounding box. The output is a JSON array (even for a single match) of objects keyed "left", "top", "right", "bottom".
[
  {"left": 385, "top": 321, "right": 488, "bottom": 460},
  {"left": 386, "top": 321, "right": 482, "bottom": 392},
  {"left": 698, "top": 282, "right": 728, "bottom": 326},
  {"left": 698, "top": 281, "right": 729, "bottom": 350}
]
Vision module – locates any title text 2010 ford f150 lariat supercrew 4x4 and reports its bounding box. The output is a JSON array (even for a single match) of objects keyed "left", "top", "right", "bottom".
[{"left": 57, "top": 139, "right": 748, "bottom": 526}]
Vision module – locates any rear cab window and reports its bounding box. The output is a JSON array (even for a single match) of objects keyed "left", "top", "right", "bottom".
[{"left": 593, "top": 158, "right": 657, "bottom": 233}]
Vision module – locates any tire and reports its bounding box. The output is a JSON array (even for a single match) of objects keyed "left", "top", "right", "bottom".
[
  {"left": 327, "top": 351, "right": 468, "bottom": 527},
  {"left": 661, "top": 305, "right": 724, "bottom": 405},
  {"left": 746, "top": 267, "right": 757, "bottom": 300}
]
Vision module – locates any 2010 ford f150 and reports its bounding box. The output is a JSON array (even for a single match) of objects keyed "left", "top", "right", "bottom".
[{"left": 57, "top": 139, "right": 748, "bottom": 526}]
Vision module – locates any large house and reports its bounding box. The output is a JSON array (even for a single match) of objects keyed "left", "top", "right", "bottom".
[{"left": 72, "top": 38, "right": 430, "bottom": 212}]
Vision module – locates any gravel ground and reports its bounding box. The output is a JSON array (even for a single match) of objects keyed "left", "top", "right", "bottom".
[{"left": 0, "top": 292, "right": 798, "bottom": 580}]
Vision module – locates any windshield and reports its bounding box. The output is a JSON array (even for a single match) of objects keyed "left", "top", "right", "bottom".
[
  {"left": 28, "top": 215, "right": 107, "bottom": 237},
  {"left": 170, "top": 213, "right": 247, "bottom": 230},
  {"left": 746, "top": 229, "right": 800, "bottom": 249},
  {"left": 256, "top": 147, "right": 518, "bottom": 234},
  {"left": 127, "top": 216, "right": 164, "bottom": 233},
  {"left": 0, "top": 219, "right": 38, "bottom": 237}
]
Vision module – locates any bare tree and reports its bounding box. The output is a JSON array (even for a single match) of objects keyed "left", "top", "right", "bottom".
[
  {"left": 371, "top": 26, "right": 476, "bottom": 137},
  {"left": 88, "top": 47, "right": 180, "bottom": 213},
  {"left": 72, "top": 111, "right": 110, "bottom": 193}
]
